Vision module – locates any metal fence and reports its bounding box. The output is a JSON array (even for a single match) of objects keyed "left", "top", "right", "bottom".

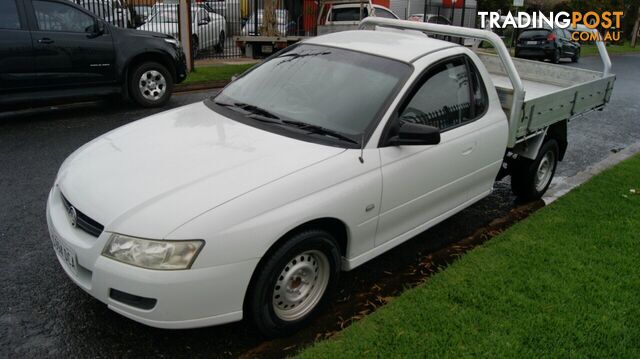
[
  {"left": 72, "top": 1, "right": 477, "bottom": 60},
  {"left": 71, "top": 0, "right": 320, "bottom": 60}
]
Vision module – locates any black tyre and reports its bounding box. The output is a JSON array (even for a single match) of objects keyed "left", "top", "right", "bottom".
[
  {"left": 214, "top": 31, "right": 225, "bottom": 53},
  {"left": 511, "top": 139, "right": 559, "bottom": 202},
  {"left": 247, "top": 229, "right": 341, "bottom": 337},
  {"left": 129, "top": 62, "right": 173, "bottom": 108},
  {"left": 192, "top": 35, "right": 199, "bottom": 59},
  {"left": 571, "top": 48, "right": 580, "bottom": 63},
  {"left": 551, "top": 49, "right": 560, "bottom": 64}
]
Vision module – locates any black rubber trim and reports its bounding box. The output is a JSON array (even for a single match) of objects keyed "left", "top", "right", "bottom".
[{"left": 109, "top": 288, "right": 157, "bottom": 310}]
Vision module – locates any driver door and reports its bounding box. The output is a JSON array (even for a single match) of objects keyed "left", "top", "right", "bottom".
[
  {"left": 27, "top": 0, "right": 115, "bottom": 88},
  {"left": 375, "top": 54, "right": 504, "bottom": 246}
]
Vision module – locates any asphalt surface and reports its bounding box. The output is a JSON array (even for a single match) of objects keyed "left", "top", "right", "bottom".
[{"left": 1, "top": 54, "right": 638, "bottom": 358}]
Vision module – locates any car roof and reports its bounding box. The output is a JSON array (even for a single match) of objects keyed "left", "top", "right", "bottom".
[
  {"left": 304, "top": 30, "right": 455, "bottom": 63},
  {"left": 333, "top": 3, "right": 391, "bottom": 10}
]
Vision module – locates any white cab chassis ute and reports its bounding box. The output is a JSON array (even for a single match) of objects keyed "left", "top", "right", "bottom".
[{"left": 47, "top": 19, "right": 615, "bottom": 336}]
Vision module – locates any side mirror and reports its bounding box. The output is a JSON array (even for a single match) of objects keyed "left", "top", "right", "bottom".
[
  {"left": 88, "top": 20, "right": 105, "bottom": 38},
  {"left": 388, "top": 123, "right": 440, "bottom": 146},
  {"left": 198, "top": 19, "right": 209, "bottom": 26}
]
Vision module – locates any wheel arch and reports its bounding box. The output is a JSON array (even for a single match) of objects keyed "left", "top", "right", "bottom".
[
  {"left": 546, "top": 120, "right": 568, "bottom": 161},
  {"left": 242, "top": 217, "right": 349, "bottom": 316}
]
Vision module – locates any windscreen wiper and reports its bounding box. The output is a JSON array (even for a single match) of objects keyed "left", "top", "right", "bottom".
[
  {"left": 213, "top": 99, "right": 280, "bottom": 120},
  {"left": 282, "top": 120, "right": 359, "bottom": 145},
  {"left": 234, "top": 103, "right": 280, "bottom": 119},
  {"left": 214, "top": 99, "right": 358, "bottom": 145}
]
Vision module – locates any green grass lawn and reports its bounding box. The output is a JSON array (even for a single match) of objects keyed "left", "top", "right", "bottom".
[
  {"left": 299, "top": 154, "right": 640, "bottom": 358},
  {"left": 182, "top": 63, "right": 256, "bottom": 85},
  {"left": 581, "top": 41, "right": 640, "bottom": 56}
]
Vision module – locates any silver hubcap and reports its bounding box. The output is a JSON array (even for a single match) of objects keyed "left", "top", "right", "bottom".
[
  {"left": 138, "top": 70, "right": 166, "bottom": 101},
  {"left": 272, "top": 250, "right": 330, "bottom": 322},
  {"left": 535, "top": 150, "right": 555, "bottom": 192}
]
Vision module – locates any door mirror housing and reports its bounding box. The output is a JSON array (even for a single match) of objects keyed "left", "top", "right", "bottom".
[
  {"left": 388, "top": 123, "right": 441, "bottom": 146},
  {"left": 88, "top": 20, "right": 105, "bottom": 38},
  {"left": 198, "top": 19, "right": 210, "bottom": 26},
  {"left": 95, "top": 20, "right": 105, "bottom": 35}
]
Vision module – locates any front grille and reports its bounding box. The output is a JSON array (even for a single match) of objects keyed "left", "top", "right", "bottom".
[{"left": 60, "top": 193, "right": 104, "bottom": 237}]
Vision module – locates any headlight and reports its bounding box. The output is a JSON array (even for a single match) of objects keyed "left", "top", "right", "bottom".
[
  {"left": 102, "top": 234, "right": 204, "bottom": 270},
  {"left": 164, "top": 38, "right": 180, "bottom": 47}
]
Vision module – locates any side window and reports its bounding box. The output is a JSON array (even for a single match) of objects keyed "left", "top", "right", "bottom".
[
  {"left": 33, "top": 1, "right": 95, "bottom": 33},
  {"left": 0, "top": 0, "right": 21, "bottom": 30},
  {"left": 202, "top": 9, "right": 211, "bottom": 22},
  {"left": 468, "top": 58, "right": 488, "bottom": 118},
  {"left": 375, "top": 9, "right": 397, "bottom": 19},
  {"left": 331, "top": 7, "right": 368, "bottom": 21},
  {"left": 399, "top": 57, "right": 477, "bottom": 131}
]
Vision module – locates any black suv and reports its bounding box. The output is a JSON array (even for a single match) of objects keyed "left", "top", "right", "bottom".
[
  {"left": 515, "top": 28, "right": 580, "bottom": 64},
  {"left": 0, "top": 0, "right": 187, "bottom": 110}
]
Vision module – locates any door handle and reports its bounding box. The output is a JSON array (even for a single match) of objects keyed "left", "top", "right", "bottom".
[
  {"left": 38, "top": 38, "right": 54, "bottom": 44},
  {"left": 461, "top": 142, "right": 476, "bottom": 156}
]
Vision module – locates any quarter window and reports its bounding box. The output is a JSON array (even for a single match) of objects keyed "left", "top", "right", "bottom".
[
  {"left": 33, "top": 1, "right": 95, "bottom": 33},
  {"left": 399, "top": 57, "right": 475, "bottom": 131},
  {"left": 0, "top": 0, "right": 21, "bottom": 30}
]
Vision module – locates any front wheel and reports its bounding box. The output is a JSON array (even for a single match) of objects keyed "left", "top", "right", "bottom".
[
  {"left": 511, "top": 139, "right": 559, "bottom": 202},
  {"left": 129, "top": 62, "right": 173, "bottom": 108},
  {"left": 247, "top": 229, "right": 341, "bottom": 337}
]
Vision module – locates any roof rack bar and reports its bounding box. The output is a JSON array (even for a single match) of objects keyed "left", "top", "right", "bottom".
[
  {"left": 359, "top": 17, "right": 526, "bottom": 140},
  {"left": 573, "top": 24, "right": 612, "bottom": 76}
]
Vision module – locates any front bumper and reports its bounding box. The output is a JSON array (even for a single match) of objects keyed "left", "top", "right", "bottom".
[
  {"left": 46, "top": 186, "right": 259, "bottom": 329},
  {"left": 174, "top": 49, "right": 188, "bottom": 84}
]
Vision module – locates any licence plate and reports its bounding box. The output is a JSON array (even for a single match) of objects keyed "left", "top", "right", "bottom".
[
  {"left": 51, "top": 233, "right": 77, "bottom": 273},
  {"left": 526, "top": 41, "right": 538, "bottom": 45},
  {"left": 261, "top": 45, "right": 273, "bottom": 53}
]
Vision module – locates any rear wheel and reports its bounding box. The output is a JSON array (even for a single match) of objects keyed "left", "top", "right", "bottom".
[
  {"left": 129, "top": 62, "right": 173, "bottom": 108},
  {"left": 551, "top": 49, "right": 560, "bottom": 64},
  {"left": 571, "top": 48, "right": 580, "bottom": 62},
  {"left": 511, "top": 139, "right": 559, "bottom": 202},
  {"left": 247, "top": 229, "right": 341, "bottom": 337}
]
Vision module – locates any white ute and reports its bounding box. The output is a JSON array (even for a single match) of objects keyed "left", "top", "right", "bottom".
[{"left": 47, "top": 19, "right": 615, "bottom": 336}]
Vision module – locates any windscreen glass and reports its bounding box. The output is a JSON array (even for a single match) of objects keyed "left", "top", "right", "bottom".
[{"left": 214, "top": 44, "right": 411, "bottom": 140}]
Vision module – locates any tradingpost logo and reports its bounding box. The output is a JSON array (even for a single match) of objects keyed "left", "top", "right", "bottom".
[{"left": 478, "top": 11, "right": 624, "bottom": 41}]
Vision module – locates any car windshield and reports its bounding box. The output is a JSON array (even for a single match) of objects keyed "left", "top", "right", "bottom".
[{"left": 213, "top": 44, "right": 410, "bottom": 143}]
